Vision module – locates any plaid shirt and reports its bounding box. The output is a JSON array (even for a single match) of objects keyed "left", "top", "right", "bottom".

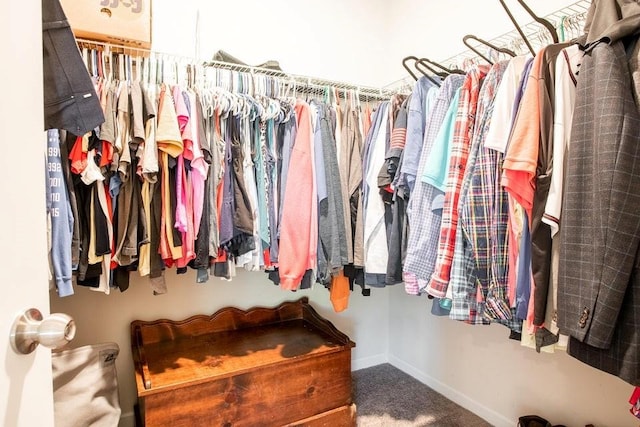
[
  {"left": 449, "top": 222, "right": 488, "bottom": 324},
  {"left": 485, "top": 149, "right": 515, "bottom": 323},
  {"left": 426, "top": 65, "right": 490, "bottom": 298},
  {"left": 450, "top": 61, "right": 520, "bottom": 332},
  {"left": 449, "top": 61, "right": 504, "bottom": 322},
  {"left": 403, "top": 75, "right": 465, "bottom": 295}
]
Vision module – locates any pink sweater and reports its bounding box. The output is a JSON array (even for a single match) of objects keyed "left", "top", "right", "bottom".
[{"left": 278, "top": 101, "right": 317, "bottom": 290}]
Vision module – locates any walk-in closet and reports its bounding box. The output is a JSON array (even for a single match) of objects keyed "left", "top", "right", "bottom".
[{"left": 2, "top": 0, "right": 640, "bottom": 426}]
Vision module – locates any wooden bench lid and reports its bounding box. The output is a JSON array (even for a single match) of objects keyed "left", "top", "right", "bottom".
[{"left": 130, "top": 298, "right": 355, "bottom": 395}]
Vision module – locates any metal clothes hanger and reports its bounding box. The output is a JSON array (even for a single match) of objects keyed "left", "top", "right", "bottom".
[
  {"left": 413, "top": 59, "right": 442, "bottom": 87},
  {"left": 417, "top": 58, "right": 447, "bottom": 78},
  {"left": 402, "top": 55, "right": 419, "bottom": 81},
  {"left": 462, "top": 34, "right": 516, "bottom": 65},
  {"left": 156, "top": 56, "right": 163, "bottom": 85},
  {"left": 498, "top": 0, "right": 559, "bottom": 56},
  {"left": 126, "top": 54, "right": 133, "bottom": 84},
  {"left": 420, "top": 58, "right": 465, "bottom": 75}
]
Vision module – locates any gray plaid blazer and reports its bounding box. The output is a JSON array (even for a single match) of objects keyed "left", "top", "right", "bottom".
[{"left": 558, "top": 39, "right": 640, "bottom": 386}]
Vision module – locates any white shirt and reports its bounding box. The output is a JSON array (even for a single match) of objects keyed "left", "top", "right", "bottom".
[
  {"left": 364, "top": 103, "right": 389, "bottom": 274},
  {"left": 542, "top": 44, "right": 582, "bottom": 236},
  {"left": 484, "top": 55, "right": 530, "bottom": 153}
]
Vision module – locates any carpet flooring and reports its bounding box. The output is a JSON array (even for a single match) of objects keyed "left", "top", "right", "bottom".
[{"left": 352, "top": 364, "right": 492, "bottom": 427}]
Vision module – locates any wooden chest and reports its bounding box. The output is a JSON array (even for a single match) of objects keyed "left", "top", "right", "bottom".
[{"left": 130, "top": 297, "right": 356, "bottom": 427}]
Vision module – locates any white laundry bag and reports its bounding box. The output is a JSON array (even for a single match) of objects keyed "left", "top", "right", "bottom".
[{"left": 52, "top": 342, "right": 121, "bottom": 427}]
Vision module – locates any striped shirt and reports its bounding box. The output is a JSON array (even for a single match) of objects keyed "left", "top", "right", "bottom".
[
  {"left": 425, "top": 65, "right": 490, "bottom": 298},
  {"left": 403, "top": 75, "right": 465, "bottom": 295}
]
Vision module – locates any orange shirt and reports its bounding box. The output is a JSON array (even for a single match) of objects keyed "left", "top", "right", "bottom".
[{"left": 501, "top": 47, "right": 547, "bottom": 221}]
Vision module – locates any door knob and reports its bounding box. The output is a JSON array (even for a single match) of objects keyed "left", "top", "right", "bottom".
[{"left": 10, "top": 308, "right": 76, "bottom": 354}]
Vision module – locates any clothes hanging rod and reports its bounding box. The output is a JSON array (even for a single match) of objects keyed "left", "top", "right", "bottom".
[
  {"left": 202, "top": 60, "right": 395, "bottom": 99},
  {"left": 76, "top": 38, "right": 198, "bottom": 63},
  {"left": 76, "top": 38, "right": 395, "bottom": 100}
]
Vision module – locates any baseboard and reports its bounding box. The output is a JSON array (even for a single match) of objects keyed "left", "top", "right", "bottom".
[
  {"left": 118, "top": 411, "right": 135, "bottom": 427},
  {"left": 388, "top": 355, "right": 513, "bottom": 427},
  {"left": 352, "top": 353, "right": 388, "bottom": 371}
]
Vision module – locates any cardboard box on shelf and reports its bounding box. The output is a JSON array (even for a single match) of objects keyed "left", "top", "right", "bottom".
[{"left": 60, "top": 0, "right": 151, "bottom": 48}]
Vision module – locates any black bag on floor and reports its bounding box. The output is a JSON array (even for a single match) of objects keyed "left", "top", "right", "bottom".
[
  {"left": 519, "top": 415, "right": 552, "bottom": 427},
  {"left": 518, "top": 415, "right": 570, "bottom": 427}
]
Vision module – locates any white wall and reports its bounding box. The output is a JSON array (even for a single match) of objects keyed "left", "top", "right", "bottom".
[
  {"left": 388, "top": 286, "right": 636, "bottom": 427},
  {"left": 152, "top": 0, "right": 394, "bottom": 87}
]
